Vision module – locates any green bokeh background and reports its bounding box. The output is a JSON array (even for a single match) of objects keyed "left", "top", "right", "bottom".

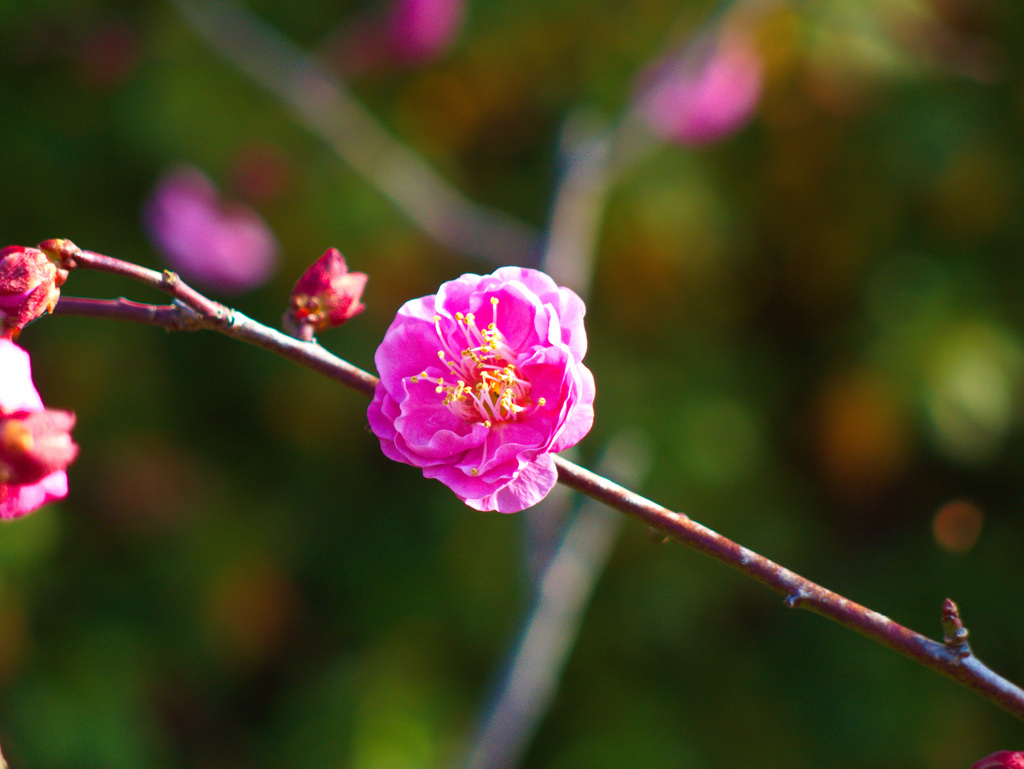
[{"left": 2, "top": 0, "right": 1024, "bottom": 767}]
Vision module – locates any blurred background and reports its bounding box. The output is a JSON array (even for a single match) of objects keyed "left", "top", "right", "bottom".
[{"left": 1, "top": 0, "right": 1023, "bottom": 766}]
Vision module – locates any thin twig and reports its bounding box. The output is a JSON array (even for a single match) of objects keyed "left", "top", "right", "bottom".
[
  {"left": 51, "top": 296, "right": 192, "bottom": 329},
  {"left": 63, "top": 248, "right": 227, "bottom": 320},
  {"left": 551, "top": 455, "right": 1024, "bottom": 720},
  {"left": 49, "top": 250, "right": 1024, "bottom": 722},
  {"left": 53, "top": 296, "right": 377, "bottom": 398},
  {"left": 165, "top": 0, "right": 540, "bottom": 266},
  {"left": 53, "top": 239, "right": 377, "bottom": 396}
]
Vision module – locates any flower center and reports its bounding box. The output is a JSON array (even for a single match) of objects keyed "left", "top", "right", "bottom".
[{"left": 409, "top": 298, "right": 545, "bottom": 428}]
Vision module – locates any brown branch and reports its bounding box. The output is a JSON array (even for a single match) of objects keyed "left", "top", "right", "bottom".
[
  {"left": 48, "top": 260, "right": 1024, "bottom": 723},
  {"left": 52, "top": 296, "right": 193, "bottom": 329},
  {"left": 551, "top": 455, "right": 1024, "bottom": 720},
  {"left": 62, "top": 248, "right": 228, "bottom": 320},
  {"left": 53, "top": 296, "right": 377, "bottom": 397}
]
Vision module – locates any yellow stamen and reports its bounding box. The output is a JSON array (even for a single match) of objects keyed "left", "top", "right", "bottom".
[{"left": 406, "top": 298, "right": 542, "bottom": 427}]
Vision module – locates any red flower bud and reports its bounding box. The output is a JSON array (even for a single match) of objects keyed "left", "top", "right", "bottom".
[
  {"left": 0, "top": 409, "right": 78, "bottom": 487},
  {"left": 0, "top": 245, "right": 69, "bottom": 339},
  {"left": 974, "top": 752, "right": 1024, "bottom": 769},
  {"left": 284, "top": 248, "right": 367, "bottom": 341}
]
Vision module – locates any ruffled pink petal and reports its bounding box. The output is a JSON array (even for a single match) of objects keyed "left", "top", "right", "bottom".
[
  {"left": 424, "top": 455, "right": 518, "bottom": 501},
  {"left": 972, "top": 752, "right": 1024, "bottom": 769},
  {"left": 460, "top": 454, "right": 558, "bottom": 513},
  {"left": 549, "top": 362, "right": 596, "bottom": 453},
  {"left": 394, "top": 402, "right": 483, "bottom": 460},
  {"left": 374, "top": 298, "right": 445, "bottom": 386},
  {"left": 0, "top": 470, "right": 68, "bottom": 520},
  {"left": 0, "top": 339, "right": 45, "bottom": 412}
]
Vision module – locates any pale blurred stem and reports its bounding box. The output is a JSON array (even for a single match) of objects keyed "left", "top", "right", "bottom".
[
  {"left": 464, "top": 436, "right": 647, "bottom": 769},
  {"left": 464, "top": 113, "right": 653, "bottom": 769},
  {"left": 166, "top": 0, "right": 540, "bottom": 266},
  {"left": 540, "top": 109, "right": 667, "bottom": 294},
  {"left": 52, "top": 254, "right": 1024, "bottom": 723}
]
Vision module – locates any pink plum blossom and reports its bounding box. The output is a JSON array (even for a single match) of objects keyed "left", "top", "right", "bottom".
[
  {"left": 383, "top": 0, "right": 466, "bottom": 63},
  {"left": 333, "top": 0, "right": 466, "bottom": 75},
  {"left": 143, "top": 166, "right": 278, "bottom": 294},
  {"left": 0, "top": 339, "right": 77, "bottom": 520},
  {"left": 975, "top": 752, "right": 1024, "bottom": 769},
  {"left": 367, "top": 267, "right": 595, "bottom": 513},
  {"left": 638, "top": 27, "right": 763, "bottom": 145}
]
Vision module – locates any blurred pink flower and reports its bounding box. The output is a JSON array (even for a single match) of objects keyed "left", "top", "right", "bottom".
[
  {"left": 0, "top": 339, "right": 77, "bottom": 520},
  {"left": 975, "top": 752, "right": 1024, "bottom": 769},
  {"left": 639, "top": 28, "right": 763, "bottom": 145},
  {"left": 384, "top": 0, "right": 466, "bottom": 63},
  {"left": 368, "top": 267, "right": 595, "bottom": 513},
  {"left": 143, "top": 166, "right": 278, "bottom": 294},
  {"left": 0, "top": 245, "right": 68, "bottom": 340},
  {"left": 332, "top": 0, "right": 466, "bottom": 75}
]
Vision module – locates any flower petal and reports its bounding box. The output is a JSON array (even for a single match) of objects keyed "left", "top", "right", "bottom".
[
  {"left": 0, "top": 470, "right": 67, "bottom": 520},
  {"left": 0, "top": 339, "right": 44, "bottom": 412},
  {"left": 460, "top": 454, "right": 558, "bottom": 513}
]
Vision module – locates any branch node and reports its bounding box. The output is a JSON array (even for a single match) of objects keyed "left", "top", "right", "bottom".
[
  {"left": 161, "top": 270, "right": 180, "bottom": 289},
  {"left": 784, "top": 593, "right": 802, "bottom": 609},
  {"left": 941, "top": 598, "right": 973, "bottom": 658},
  {"left": 39, "top": 237, "right": 83, "bottom": 270},
  {"left": 172, "top": 300, "right": 205, "bottom": 331}
]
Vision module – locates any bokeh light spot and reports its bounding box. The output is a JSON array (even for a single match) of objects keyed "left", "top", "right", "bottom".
[{"left": 932, "top": 499, "right": 984, "bottom": 553}]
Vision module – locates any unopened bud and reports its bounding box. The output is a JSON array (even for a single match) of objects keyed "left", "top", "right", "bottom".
[
  {"left": 284, "top": 248, "right": 367, "bottom": 341},
  {"left": 0, "top": 245, "right": 69, "bottom": 339}
]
